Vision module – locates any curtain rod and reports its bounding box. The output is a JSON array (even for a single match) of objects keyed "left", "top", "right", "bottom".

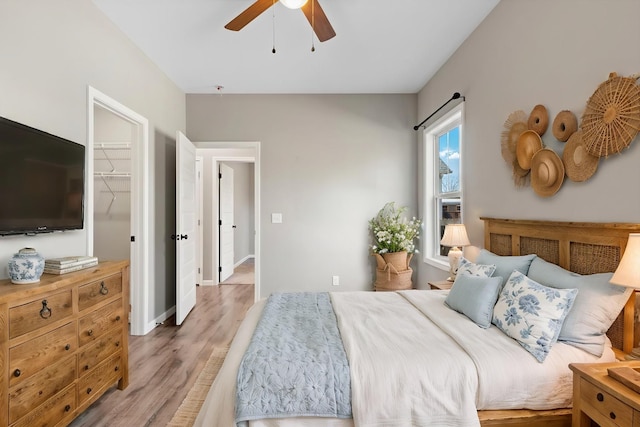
[{"left": 413, "top": 92, "right": 464, "bottom": 131}]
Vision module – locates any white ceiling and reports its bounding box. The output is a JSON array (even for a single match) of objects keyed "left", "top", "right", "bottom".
[{"left": 92, "top": 0, "right": 500, "bottom": 94}]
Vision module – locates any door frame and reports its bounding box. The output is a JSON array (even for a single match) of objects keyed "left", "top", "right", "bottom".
[
  {"left": 87, "top": 86, "right": 151, "bottom": 336},
  {"left": 196, "top": 142, "right": 260, "bottom": 303}
]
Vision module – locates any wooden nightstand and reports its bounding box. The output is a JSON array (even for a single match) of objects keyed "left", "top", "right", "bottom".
[
  {"left": 570, "top": 361, "right": 640, "bottom": 427},
  {"left": 428, "top": 280, "right": 453, "bottom": 290}
]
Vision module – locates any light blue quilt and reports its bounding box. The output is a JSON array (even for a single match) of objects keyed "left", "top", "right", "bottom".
[{"left": 235, "top": 292, "right": 352, "bottom": 426}]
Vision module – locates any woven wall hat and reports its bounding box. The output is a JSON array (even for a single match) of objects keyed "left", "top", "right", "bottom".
[
  {"left": 528, "top": 104, "right": 549, "bottom": 136},
  {"left": 562, "top": 130, "right": 598, "bottom": 182},
  {"left": 552, "top": 110, "right": 578, "bottom": 142},
  {"left": 581, "top": 72, "right": 640, "bottom": 157},
  {"left": 531, "top": 148, "right": 565, "bottom": 197},
  {"left": 500, "top": 110, "right": 530, "bottom": 187},
  {"left": 516, "top": 130, "right": 543, "bottom": 170},
  {"left": 501, "top": 110, "right": 527, "bottom": 164}
]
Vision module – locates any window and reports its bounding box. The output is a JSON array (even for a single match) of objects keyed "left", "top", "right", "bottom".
[{"left": 423, "top": 102, "right": 464, "bottom": 268}]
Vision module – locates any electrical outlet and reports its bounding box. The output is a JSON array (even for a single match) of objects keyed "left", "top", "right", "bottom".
[{"left": 332, "top": 276, "right": 340, "bottom": 286}]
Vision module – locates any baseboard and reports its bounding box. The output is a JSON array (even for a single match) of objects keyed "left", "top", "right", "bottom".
[
  {"left": 234, "top": 254, "right": 255, "bottom": 268},
  {"left": 200, "top": 279, "right": 216, "bottom": 287},
  {"left": 150, "top": 306, "right": 176, "bottom": 330}
]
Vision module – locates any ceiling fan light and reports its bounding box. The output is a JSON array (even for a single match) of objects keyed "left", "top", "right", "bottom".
[{"left": 280, "top": 0, "right": 308, "bottom": 9}]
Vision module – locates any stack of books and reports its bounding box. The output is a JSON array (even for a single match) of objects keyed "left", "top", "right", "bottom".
[{"left": 44, "top": 256, "right": 99, "bottom": 275}]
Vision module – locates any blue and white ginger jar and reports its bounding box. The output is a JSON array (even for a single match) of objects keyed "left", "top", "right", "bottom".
[{"left": 8, "top": 248, "right": 45, "bottom": 284}]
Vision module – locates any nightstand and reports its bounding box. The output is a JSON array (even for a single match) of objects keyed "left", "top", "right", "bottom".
[
  {"left": 570, "top": 361, "right": 640, "bottom": 427},
  {"left": 428, "top": 280, "right": 453, "bottom": 290}
]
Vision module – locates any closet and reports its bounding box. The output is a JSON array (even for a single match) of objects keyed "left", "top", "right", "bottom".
[{"left": 93, "top": 106, "right": 134, "bottom": 262}]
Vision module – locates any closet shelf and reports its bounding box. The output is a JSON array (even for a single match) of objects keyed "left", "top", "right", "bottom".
[
  {"left": 94, "top": 172, "right": 131, "bottom": 178},
  {"left": 94, "top": 142, "right": 131, "bottom": 150}
]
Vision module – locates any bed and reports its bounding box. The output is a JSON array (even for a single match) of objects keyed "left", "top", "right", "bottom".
[{"left": 194, "top": 218, "right": 640, "bottom": 427}]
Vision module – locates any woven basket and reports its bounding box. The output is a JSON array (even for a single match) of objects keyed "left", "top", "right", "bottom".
[
  {"left": 581, "top": 72, "right": 640, "bottom": 157},
  {"left": 374, "top": 267, "right": 413, "bottom": 291}
]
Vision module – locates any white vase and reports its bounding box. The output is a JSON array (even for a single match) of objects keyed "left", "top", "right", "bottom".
[{"left": 8, "top": 247, "right": 45, "bottom": 284}]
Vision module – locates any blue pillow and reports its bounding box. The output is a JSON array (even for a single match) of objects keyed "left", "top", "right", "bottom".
[
  {"left": 492, "top": 270, "right": 577, "bottom": 363},
  {"left": 445, "top": 275, "right": 503, "bottom": 328},
  {"left": 476, "top": 249, "right": 537, "bottom": 287},
  {"left": 527, "top": 257, "right": 632, "bottom": 356}
]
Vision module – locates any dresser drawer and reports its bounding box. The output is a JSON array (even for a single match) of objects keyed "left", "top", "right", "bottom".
[
  {"left": 10, "top": 291, "right": 73, "bottom": 339},
  {"left": 580, "top": 378, "right": 634, "bottom": 427},
  {"left": 9, "top": 354, "right": 77, "bottom": 424},
  {"left": 78, "top": 273, "right": 122, "bottom": 312},
  {"left": 77, "top": 353, "right": 122, "bottom": 407},
  {"left": 9, "top": 322, "right": 77, "bottom": 388},
  {"left": 78, "top": 299, "right": 123, "bottom": 346},
  {"left": 11, "top": 384, "right": 76, "bottom": 427},
  {"left": 78, "top": 328, "right": 123, "bottom": 377}
]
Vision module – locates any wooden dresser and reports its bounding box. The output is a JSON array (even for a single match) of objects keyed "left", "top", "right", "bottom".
[{"left": 0, "top": 261, "right": 129, "bottom": 427}]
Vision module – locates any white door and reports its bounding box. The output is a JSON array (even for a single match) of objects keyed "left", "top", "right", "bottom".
[
  {"left": 219, "top": 163, "right": 235, "bottom": 282},
  {"left": 176, "top": 131, "right": 197, "bottom": 325}
]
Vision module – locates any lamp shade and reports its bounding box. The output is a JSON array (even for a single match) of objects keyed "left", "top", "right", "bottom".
[
  {"left": 610, "top": 233, "right": 640, "bottom": 288},
  {"left": 440, "top": 224, "right": 471, "bottom": 248},
  {"left": 280, "top": 0, "right": 308, "bottom": 9}
]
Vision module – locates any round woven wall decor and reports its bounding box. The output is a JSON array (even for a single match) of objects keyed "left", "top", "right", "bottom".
[{"left": 581, "top": 72, "right": 640, "bottom": 157}]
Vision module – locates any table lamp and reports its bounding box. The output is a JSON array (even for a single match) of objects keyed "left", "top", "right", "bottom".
[
  {"left": 440, "top": 224, "right": 470, "bottom": 281},
  {"left": 608, "top": 233, "right": 640, "bottom": 379},
  {"left": 610, "top": 234, "right": 640, "bottom": 289}
]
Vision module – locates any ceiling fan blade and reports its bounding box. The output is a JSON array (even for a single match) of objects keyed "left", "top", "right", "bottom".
[
  {"left": 225, "top": 0, "right": 275, "bottom": 31},
  {"left": 301, "top": 0, "right": 336, "bottom": 42}
]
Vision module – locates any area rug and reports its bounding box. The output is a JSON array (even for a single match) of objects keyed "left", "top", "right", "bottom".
[{"left": 167, "top": 345, "right": 230, "bottom": 427}]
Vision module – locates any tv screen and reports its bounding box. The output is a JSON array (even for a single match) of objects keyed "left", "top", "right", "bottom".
[{"left": 0, "top": 116, "right": 85, "bottom": 236}]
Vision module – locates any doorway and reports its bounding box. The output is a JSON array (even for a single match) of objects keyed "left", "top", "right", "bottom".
[
  {"left": 195, "top": 143, "right": 260, "bottom": 302},
  {"left": 87, "top": 86, "right": 151, "bottom": 336}
]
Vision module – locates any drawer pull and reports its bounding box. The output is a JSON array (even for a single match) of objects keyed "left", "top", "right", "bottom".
[
  {"left": 87, "top": 387, "right": 92, "bottom": 395},
  {"left": 596, "top": 392, "right": 604, "bottom": 402},
  {"left": 13, "top": 369, "right": 21, "bottom": 377},
  {"left": 100, "top": 281, "right": 109, "bottom": 295},
  {"left": 116, "top": 315, "right": 121, "bottom": 321},
  {"left": 40, "top": 300, "right": 52, "bottom": 319},
  {"left": 65, "top": 344, "right": 71, "bottom": 351},
  {"left": 65, "top": 404, "right": 71, "bottom": 412},
  {"left": 84, "top": 365, "right": 90, "bottom": 371},
  {"left": 610, "top": 412, "right": 616, "bottom": 420},
  {"left": 87, "top": 329, "right": 94, "bottom": 336},
  {"left": 115, "top": 341, "right": 120, "bottom": 347},
  {"left": 115, "top": 366, "right": 119, "bottom": 372}
]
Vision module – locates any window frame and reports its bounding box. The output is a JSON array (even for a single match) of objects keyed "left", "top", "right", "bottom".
[{"left": 422, "top": 102, "right": 465, "bottom": 270}]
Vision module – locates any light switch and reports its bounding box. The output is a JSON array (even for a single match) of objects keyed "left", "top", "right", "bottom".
[{"left": 271, "top": 213, "right": 283, "bottom": 224}]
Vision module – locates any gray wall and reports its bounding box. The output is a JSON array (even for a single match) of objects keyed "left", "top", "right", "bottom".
[
  {"left": 0, "top": 1, "right": 185, "bottom": 324},
  {"left": 416, "top": 0, "right": 640, "bottom": 285},
  {"left": 187, "top": 94, "right": 418, "bottom": 296}
]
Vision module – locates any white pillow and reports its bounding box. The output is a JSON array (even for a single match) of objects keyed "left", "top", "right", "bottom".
[
  {"left": 492, "top": 270, "right": 577, "bottom": 363},
  {"left": 456, "top": 257, "right": 496, "bottom": 278}
]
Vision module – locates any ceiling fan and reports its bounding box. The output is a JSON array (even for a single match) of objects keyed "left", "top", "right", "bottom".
[{"left": 225, "top": 0, "right": 336, "bottom": 42}]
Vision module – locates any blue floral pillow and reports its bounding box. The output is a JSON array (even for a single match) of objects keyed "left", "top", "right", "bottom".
[
  {"left": 492, "top": 270, "right": 578, "bottom": 363},
  {"left": 456, "top": 257, "right": 496, "bottom": 278}
]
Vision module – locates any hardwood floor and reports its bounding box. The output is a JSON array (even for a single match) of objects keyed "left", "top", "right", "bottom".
[{"left": 69, "top": 283, "right": 254, "bottom": 427}]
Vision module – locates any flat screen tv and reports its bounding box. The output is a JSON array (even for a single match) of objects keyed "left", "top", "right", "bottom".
[{"left": 0, "top": 116, "right": 85, "bottom": 236}]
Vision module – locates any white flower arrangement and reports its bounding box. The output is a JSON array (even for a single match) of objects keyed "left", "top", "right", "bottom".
[{"left": 369, "top": 202, "right": 422, "bottom": 254}]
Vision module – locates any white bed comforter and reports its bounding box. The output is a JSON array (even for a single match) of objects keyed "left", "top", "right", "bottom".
[{"left": 194, "top": 290, "right": 614, "bottom": 427}]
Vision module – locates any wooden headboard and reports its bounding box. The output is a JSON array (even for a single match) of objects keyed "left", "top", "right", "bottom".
[{"left": 481, "top": 217, "right": 640, "bottom": 356}]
